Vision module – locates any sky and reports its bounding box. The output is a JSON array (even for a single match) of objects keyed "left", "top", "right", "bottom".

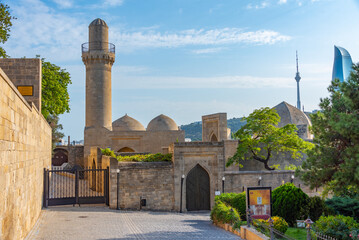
[{"left": 4, "top": 0, "right": 359, "bottom": 141}]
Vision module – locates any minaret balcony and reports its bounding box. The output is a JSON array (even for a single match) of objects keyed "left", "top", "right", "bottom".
[{"left": 82, "top": 42, "right": 115, "bottom": 65}]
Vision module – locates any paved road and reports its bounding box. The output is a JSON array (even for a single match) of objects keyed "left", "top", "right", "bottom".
[{"left": 26, "top": 205, "right": 241, "bottom": 240}]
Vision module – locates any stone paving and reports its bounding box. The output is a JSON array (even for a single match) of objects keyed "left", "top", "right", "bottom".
[{"left": 26, "top": 205, "right": 241, "bottom": 240}]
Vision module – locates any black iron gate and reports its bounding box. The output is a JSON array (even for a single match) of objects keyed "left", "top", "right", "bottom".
[{"left": 43, "top": 167, "right": 109, "bottom": 207}]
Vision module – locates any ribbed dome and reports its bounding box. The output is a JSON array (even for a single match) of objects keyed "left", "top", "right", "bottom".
[
  {"left": 273, "top": 101, "right": 312, "bottom": 139},
  {"left": 112, "top": 114, "right": 145, "bottom": 131},
  {"left": 147, "top": 114, "right": 179, "bottom": 131},
  {"left": 89, "top": 18, "right": 108, "bottom": 27}
]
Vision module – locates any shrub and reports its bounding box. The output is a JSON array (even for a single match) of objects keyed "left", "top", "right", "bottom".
[
  {"left": 210, "top": 200, "right": 241, "bottom": 224},
  {"left": 253, "top": 216, "right": 288, "bottom": 234},
  {"left": 326, "top": 196, "right": 359, "bottom": 221},
  {"left": 100, "top": 148, "right": 172, "bottom": 162},
  {"left": 314, "top": 215, "right": 359, "bottom": 240},
  {"left": 306, "top": 196, "right": 327, "bottom": 222},
  {"left": 272, "top": 183, "right": 309, "bottom": 226},
  {"left": 215, "top": 192, "right": 246, "bottom": 220},
  {"left": 101, "top": 148, "right": 116, "bottom": 158},
  {"left": 271, "top": 216, "right": 289, "bottom": 234}
]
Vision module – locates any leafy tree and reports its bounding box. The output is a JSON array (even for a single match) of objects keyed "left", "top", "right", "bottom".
[
  {"left": 298, "top": 63, "right": 359, "bottom": 195},
  {"left": 47, "top": 114, "right": 64, "bottom": 149},
  {"left": 226, "top": 107, "right": 313, "bottom": 170},
  {"left": 41, "top": 59, "right": 71, "bottom": 119},
  {"left": 0, "top": 2, "right": 15, "bottom": 58}
]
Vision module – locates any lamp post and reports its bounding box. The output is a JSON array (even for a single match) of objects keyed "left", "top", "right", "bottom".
[
  {"left": 290, "top": 175, "right": 295, "bottom": 183},
  {"left": 305, "top": 218, "right": 313, "bottom": 240},
  {"left": 258, "top": 176, "right": 262, "bottom": 186},
  {"left": 116, "top": 169, "right": 120, "bottom": 210},
  {"left": 180, "top": 174, "right": 185, "bottom": 213},
  {"left": 222, "top": 176, "right": 225, "bottom": 193}
]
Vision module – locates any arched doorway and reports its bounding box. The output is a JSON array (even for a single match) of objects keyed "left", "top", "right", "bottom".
[
  {"left": 117, "top": 147, "right": 135, "bottom": 153},
  {"left": 210, "top": 133, "right": 218, "bottom": 142},
  {"left": 52, "top": 148, "right": 68, "bottom": 166},
  {"left": 186, "top": 164, "right": 210, "bottom": 211}
]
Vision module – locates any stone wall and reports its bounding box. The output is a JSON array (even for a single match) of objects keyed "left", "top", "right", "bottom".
[
  {"left": 0, "top": 58, "right": 42, "bottom": 111},
  {"left": 108, "top": 160, "right": 175, "bottom": 211},
  {"left": 224, "top": 170, "right": 319, "bottom": 197},
  {"left": 0, "top": 68, "right": 51, "bottom": 240},
  {"left": 55, "top": 145, "right": 84, "bottom": 167}
]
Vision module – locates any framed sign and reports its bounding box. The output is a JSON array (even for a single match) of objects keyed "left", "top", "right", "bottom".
[
  {"left": 17, "top": 85, "right": 34, "bottom": 96},
  {"left": 247, "top": 187, "right": 272, "bottom": 220}
]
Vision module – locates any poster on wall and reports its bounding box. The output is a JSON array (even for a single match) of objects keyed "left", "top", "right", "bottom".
[{"left": 247, "top": 187, "right": 272, "bottom": 220}]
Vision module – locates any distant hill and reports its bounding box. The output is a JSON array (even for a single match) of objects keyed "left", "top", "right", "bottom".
[{"left": 180, "top": 117, "right": 246, "bottom": 141}]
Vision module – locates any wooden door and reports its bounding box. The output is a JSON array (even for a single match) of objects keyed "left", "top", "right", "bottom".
[{"left": 186, "top": 164, "right": 210, "bottom": 211}]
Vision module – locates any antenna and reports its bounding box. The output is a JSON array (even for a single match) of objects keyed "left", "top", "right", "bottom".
[
  {"left": 295, "top": 51, "right": 301, "bottom": 110},
  {"left": 296, "top": 51, "right": 299, "bottom": 73}
]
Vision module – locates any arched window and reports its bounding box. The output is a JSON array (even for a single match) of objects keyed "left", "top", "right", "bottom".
[
  {"left": 117, "top": 147, "right": 135, "bottom": 153},
  {"left": 210, "top": 133, "right": 218, "bottom": 142}
]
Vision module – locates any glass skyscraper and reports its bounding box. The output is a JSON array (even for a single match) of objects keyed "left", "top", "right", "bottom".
[{"left": 332, "top": 45, "right": 353, "bottom": 82}]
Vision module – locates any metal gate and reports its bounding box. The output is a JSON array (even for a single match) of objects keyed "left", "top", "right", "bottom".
[
  {"left": 186, "top": 164, "right": 210, "bottom": 211},
  {"left": 43, "top": 167, "right": 109, "bottom": 207}
]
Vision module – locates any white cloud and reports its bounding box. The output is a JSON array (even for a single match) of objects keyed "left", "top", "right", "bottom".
[
  {"left": 53, "top": 0, "right": 73, "bottom": 8},
  {"left": 104, "top": 0, "right": 124, "bottom": 7},
  {"left": 113, "top": 75, "right": 295, "bottom": 89},
  {"left": 278, "top": 0, "right": 287, "bottom": 4},
  {"left": 247, "top": 1, "right": 270, "bottom": 9},
  {"left": 111, "top": 28, "right": 291, "bottom": 51},
  {"left": 192, "top": 47, "right": 224, "bottom": 54}
]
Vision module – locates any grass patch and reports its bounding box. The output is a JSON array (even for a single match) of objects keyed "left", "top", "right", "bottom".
[{"left": 285, "top": 227, "right": 306, "bottom": 240}]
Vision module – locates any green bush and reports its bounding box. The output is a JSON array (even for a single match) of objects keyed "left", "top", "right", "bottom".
[
  {"left": 272, "top": 183, "right": 309, "bottom": 226},
  {"left": 215, "top": 192, "right": 246, "bottom": 220},
  {"left": 210, "top": 200, "right": 241, "bottom": 224},
  {"left": 100, "top": 148, "right": 172, "bottom": 162},
  {"left": 101, "top": 148, "right": 116, "bottom": 158},
  {"left": 306, "top": 196, "right": 327, "bottom": 222},
  {"left": 314, "top": 215, "right": 359, "bottom": 240},
  {"left": 326, "top": 196, "right": 359, "bottom": 221},
  {"left": 271, "top": 216, "right": 289, "bottom": 234}
]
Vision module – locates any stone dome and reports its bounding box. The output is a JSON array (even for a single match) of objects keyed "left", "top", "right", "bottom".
[
  {"left": 89, "top": 18, "right": 108, "bottom": 27},
  {"left": 147, "top": 114, "right": 179, "bottom": 131},
  {"left": 273, "top": 101, "right": 312, "bottom": 139},
  {"left": 112, "top": 114, "right": 145, "bottom": 131}
]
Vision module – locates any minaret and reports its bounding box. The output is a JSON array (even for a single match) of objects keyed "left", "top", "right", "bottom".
[
  {"left": 82, "top": 18, "right": 115, "bottom": 130},
  {"left": 295, "top": 51, "right": 301, "bottom": 110}
]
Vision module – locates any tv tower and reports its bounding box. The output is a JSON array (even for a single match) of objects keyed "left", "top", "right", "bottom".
[{"left": 295, "top": 51, "right": 301, "bottom": 110}]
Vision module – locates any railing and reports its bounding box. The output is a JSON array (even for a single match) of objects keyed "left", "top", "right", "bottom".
[
  {"left": 81, "top": 42, "right": 115, "bottom": 54},
  {"left": 247, "top": 209, "right": 337, "bottom": 240}
]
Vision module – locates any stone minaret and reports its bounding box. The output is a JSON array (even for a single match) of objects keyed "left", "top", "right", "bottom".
[
  {"left": 295, "top": 51, "right": 301, "bottom": 110},
  {"left": 82, "top": 18, "right": 115, "bottom": 157},
  {"left": 82, "top": 18, "right": 115, "bottom": 130}
]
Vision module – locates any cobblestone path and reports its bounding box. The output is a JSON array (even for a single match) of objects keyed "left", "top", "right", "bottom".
[{"left": 26, "top": 205, "right": 241, "bottom": 240}]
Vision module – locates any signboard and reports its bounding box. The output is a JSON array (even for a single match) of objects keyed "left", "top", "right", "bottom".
[
  {"left": 17, "top": 85, "right": 33, "bottom": 96},
  {"left": 215, "top": 191, "right": 221, "bottom": 196},
  {"left": 247, "top": 187, "right": 272, "bottom": 220}
]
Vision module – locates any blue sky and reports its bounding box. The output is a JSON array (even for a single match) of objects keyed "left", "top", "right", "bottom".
[{"left": 4, "top": 0, "right": 359, "bottom": 141}]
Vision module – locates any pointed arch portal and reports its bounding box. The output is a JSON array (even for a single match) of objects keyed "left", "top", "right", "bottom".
[
  {"left": 210, "top": 134, "right": 218, "bottom": 142},
  {"left": 186, "top": 164, "right": 210, "bottom": 211}
]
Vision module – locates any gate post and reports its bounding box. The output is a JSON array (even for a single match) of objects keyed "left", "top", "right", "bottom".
[
  {"left": 105, "top": 167, "right": 109, "bottom": 206},
  {"left": 43, "top": 168, "right": 48, "bottom": 208},
  {"left": 75, "top": 168, "right": 79, "bottom": 206}
]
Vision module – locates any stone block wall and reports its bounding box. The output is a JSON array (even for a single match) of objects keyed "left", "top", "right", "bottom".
[
  {"left": 224, "top": 170, "right": 319, "bottom": 197},
  {"left": 0, "top": 68, "right": 51, "bottom": 240},
  {"left": 109, "top": 160, "right": 175, "bottom": 211},
  {"left": 0, "top": 58, "right": 42, "bottom": 111}
]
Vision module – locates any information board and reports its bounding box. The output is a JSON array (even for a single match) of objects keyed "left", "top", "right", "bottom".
[
  {"left": 17, "top": 85, "right": 34, "bottom": 96},
  {"left": 247, "top": 187, "right": 272, "bottom": 220}
]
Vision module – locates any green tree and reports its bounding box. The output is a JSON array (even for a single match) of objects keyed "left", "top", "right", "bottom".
[
  {"left": 298, "top": 63, "right": 359, "bottom": 195},
  {"left": 41, "top": 59, "right": 71, "bottom": 119},
  {"left": 47, "top": 114, "right": 64, "bottom": 149},
  {"left": 0, "top": 2, "right": 15, "bottom": 58},
  {"left": 226, "top": 107, "right": 313, "bottom": 170}
]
